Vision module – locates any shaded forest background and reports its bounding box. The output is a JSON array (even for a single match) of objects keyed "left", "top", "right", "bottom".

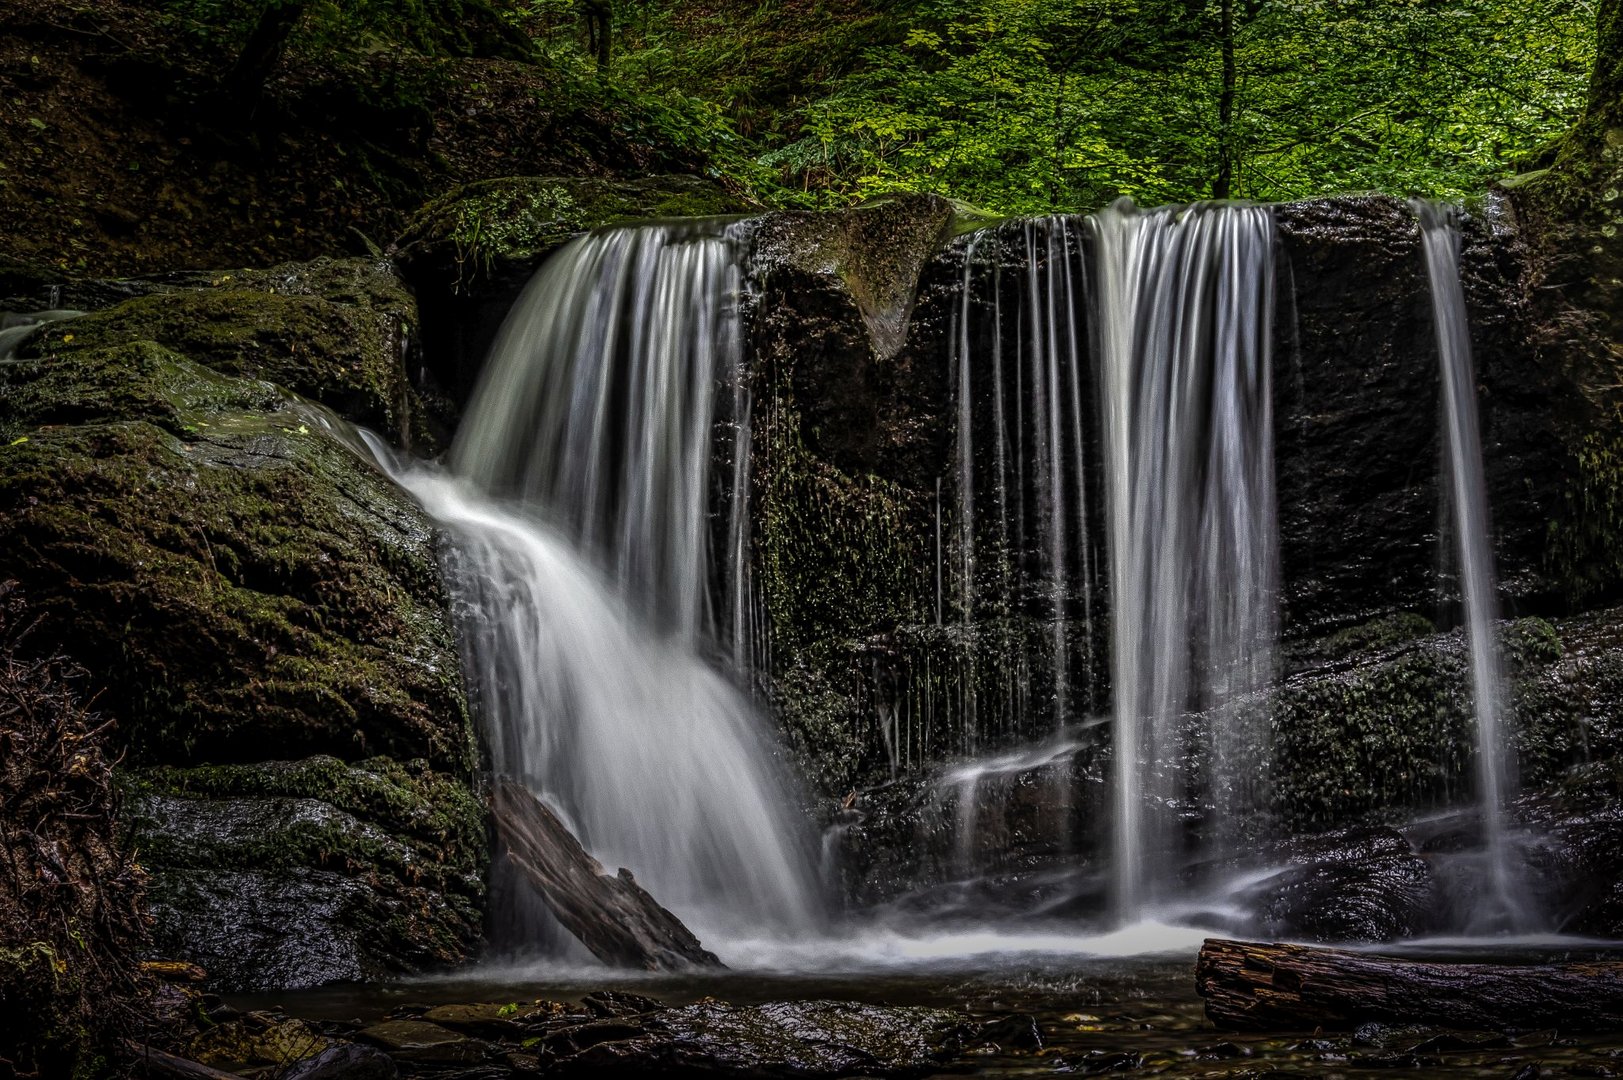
[
  {"left": 0, "top": 0, "right": 1598, "bottom": 277},
  {"left": 182, "top": 0, "right": 1597, "bottom": 209}
]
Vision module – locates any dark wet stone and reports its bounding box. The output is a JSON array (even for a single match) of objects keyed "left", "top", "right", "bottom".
[
  {"left": 975, "top": 1013, "right": 1043, "bottom": 1051},
  {"left": 1241, "top": 827, "right": 1438, "bottom": 942},
  {"left": 357, "top": 1020, "right": 488, "bottom": 1064},
  {"left": 1197, "top": 1040, "right": 1253, "bottom": 1059},
  {"left": 283, "top": 1043, "right": 400, "bottom": 1080},
  {"left": 1069, "top": 1050, "right": 1143, "bottom": 1074},
  {"left": 581, "top": 990, "right": 663, "bottom": 1018},
  {"left": 422, "top": 1002, "right": 527, "bottom": 1036}
]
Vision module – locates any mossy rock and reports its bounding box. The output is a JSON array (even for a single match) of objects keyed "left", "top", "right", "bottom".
[
  {"left": 394, "top": 173, "right": 750, "bottom": 289},
  {"left": 753, "top": 194, "right": 958, "bottom": 361},
  {"left": 1, "top": 303, "right": 483, "bottom": 986},
  {"left": 20, "top": 281, "right": 413, "bottom": 442},
  {"left": 1270, "top": 614, "right": 1595, "bottom": 832},
  {"left": 125, "top": 756, "right": 485, "bottom": 991},
  {"left": 0, "top": 343, "right": 470, "bottom": 771}
]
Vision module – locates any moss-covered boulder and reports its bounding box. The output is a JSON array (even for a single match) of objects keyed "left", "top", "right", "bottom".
[
  {"left": 18, "top": 258, "right": 418, "bottom": 444},
  {"left": 0, "top": 263, "right": 482, "bottom": 989}
]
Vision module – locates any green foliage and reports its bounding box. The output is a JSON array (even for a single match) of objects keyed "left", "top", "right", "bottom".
[{"left": 608, "top": 0, "right": 1596, "bottom": 212}]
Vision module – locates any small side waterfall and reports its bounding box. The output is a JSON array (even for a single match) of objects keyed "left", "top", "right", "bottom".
[
  {"left": 1090, "top": 201, "right": 1278, "bottom": 919},
  {"left": 1413, "top": 201, "right": 1528, "bottom": 932},
  {"left": 944, "top": 218, "right": 1098, "bottom": 758},
  {"left": 386, "top": 222, "right": 820, "bottom": 951}
]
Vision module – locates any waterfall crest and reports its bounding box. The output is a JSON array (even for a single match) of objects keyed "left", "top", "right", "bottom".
[{"left": 386, "top": 221, "right": 820, "bottom": 952}]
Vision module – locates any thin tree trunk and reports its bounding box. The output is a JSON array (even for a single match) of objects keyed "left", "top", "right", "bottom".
[
  {"left": 585, "top": 1, "right": 613, "bottom": 69},
  {"left": 222, "top": 1, "right": 306, "bottom": 111}
]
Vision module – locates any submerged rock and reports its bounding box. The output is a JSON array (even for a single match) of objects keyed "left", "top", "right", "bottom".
[{"left": 540, "top": 998, "right": 972, "bottom": 1078}]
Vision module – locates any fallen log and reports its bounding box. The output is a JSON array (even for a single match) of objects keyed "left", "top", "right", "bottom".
[
  {"left": 493, "top": 777, "right": 724, "bottom": 972},
  {"left": 1197, "top": 938, "right": 1623, "bottom": 1032}
]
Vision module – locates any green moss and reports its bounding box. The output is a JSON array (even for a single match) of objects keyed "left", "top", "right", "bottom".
[
  {"left": 1548, "top": 428, "right": 1623, "bottom": 602},
  {"left": 0, "top": 419, "right": 470, "bottom": 770},
  {"left": 21, "top": 287, "right": 411, "bottom": 440},
  {"left": 396, "top": 174, "right": 750, "bottom": 289},
  {"left": 1314, "top": 612, "right": 1437, "bottom": 662},
  {"left": 758, "top": 410, "right": 924, "bottom": 653},
  {"left": 1271, "top": 615, "right": 1585, "bottom": 832}
]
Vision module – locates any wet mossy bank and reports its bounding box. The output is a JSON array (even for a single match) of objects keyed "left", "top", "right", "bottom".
[{"left": 0, "top": 258, "right": 483, "bottom": 990}]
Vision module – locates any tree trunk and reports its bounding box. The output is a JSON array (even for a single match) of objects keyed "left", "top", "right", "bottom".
[
  {"left": 222, "top": 1, "right": 306, "bottom": 111},
  {"left": 493, "top": 778, "right": 724, "bottom": 971},
  {"left": 585, "top": 1, "right": 613, "bottom": 69},
  {"left": 1196, "top": 938, "right": 1623, "bottom": 1032}
]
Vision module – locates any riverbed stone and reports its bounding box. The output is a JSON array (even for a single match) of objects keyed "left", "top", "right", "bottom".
[{"left": 358, "top": 1020, "right": 487, "bottom": 1064}]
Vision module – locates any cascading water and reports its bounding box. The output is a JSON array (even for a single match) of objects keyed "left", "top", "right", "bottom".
[
  {"left": 942, "top": 218, "right": 1100, "bottom": 871},
  {"left": 1090, "top": 201, "right": 1278, "bottom": 919},
  {"left": 382, "top": 222, "right": 821, "bottom": 953},
  {"left": 1413, "top": 201, "right": 1529, "bottom": 932},
  {"left": 944, "top": 218, "right": 1099, "bottom": 753}
]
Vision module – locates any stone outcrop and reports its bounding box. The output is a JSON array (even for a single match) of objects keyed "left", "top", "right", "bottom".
[{"left": 0, "top": 259, "right": 482, "bottom": 990}]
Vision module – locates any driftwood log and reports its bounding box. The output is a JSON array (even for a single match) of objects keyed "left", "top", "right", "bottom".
[
  {"left": 493, "top": 778, "right": 724, "bottom": 972},
  {"left": 1197, "top": 938, "right": 1623, "bottom": 1032}
]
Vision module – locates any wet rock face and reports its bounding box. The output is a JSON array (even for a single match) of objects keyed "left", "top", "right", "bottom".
[
  {"left": 1274, "top": 196, "right": 1572, "bottom": 632},
  {"left": 0, "top": 262, "right": 482, "bottom": 989},
  {"left": 748, "top": 192, "right": 1597, "bottom": 812},
  {"left": 1239, "top": 827, "right": 1440, "bottom": 943},
  {"left": 835, "top": 608, "right": 1623, "bottom": 917}
]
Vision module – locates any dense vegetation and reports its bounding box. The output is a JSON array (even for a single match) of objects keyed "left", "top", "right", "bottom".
[{"left": 160, "top": 0, "right": 1595, "bottom": 214}]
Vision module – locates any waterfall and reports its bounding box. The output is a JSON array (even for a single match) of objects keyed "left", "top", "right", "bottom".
[
  {"left": 1090, "top": 201, "right": 1278, "bottom": 919},
  {"left": 1413, "top": 201, "right": 1529, "bottom": 932},
  {"left": 385, "top": 222, "right": 820, "bottom": 951}
]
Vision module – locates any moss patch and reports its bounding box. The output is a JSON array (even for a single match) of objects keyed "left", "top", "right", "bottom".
[
  {"left": 21, "top": 286, "right": 413, "bottom": 441},
  {"left": 395, "top": 174, "right": 749, "bottom": 290}
]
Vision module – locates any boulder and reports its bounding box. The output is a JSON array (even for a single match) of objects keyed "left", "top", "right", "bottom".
[
  {"left": 127, "top": 757, "right": 484, "bottom": 991},
  {"left": 17, "top": 259, "right": 418, "bottom": 445},
  {"left": 0, "top": 262, "right": 482, "bottom": 989}
]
